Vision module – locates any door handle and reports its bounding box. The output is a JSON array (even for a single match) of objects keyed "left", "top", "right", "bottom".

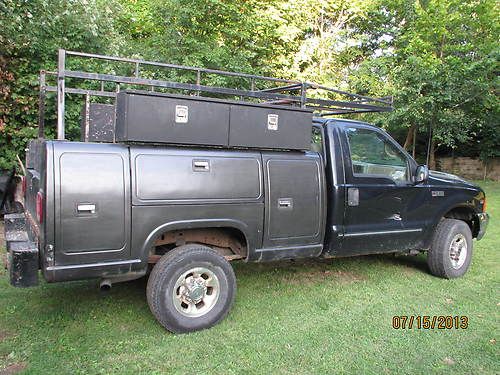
[
  {"left": 77, "top": 203, "right": 96, "bottom": 214},
  {"left": 278, "top": 198, "right": 293, "bottom": 209},
  {"left": 347, "top": 188, "right": 359, "bottom": 206},
  {"left": 192, "top": 159, "right": 210, "bottom": 172}
]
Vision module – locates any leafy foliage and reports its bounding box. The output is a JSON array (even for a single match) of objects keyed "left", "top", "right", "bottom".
[
  {"left": 0, "top": 0, "right": 123, "bottom": 169},
  {"left": 348, "top": 0, "right": 499, "bottom": 164},
  {"left": 0, "top": 0, "right": 498, "bottom": 170}
]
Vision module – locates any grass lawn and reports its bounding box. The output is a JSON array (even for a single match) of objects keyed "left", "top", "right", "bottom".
[{"left": 0, "top": 181, "right": 498, "bottom": 374}]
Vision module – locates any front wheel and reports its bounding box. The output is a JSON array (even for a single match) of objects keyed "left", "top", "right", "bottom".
[
  {"left": 427, "top": 219, "right": 473, "bottom": 279},
  {"left": 147, "top": 244, "right": 236, "bottom": 333}
]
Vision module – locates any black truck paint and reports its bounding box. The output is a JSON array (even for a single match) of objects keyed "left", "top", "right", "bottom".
[{"left": 5, "top": 117, "right": 488, "bottom": 287}]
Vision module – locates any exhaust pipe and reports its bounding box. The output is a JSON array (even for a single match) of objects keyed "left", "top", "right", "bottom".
[{"left": 99, "top": 279, "right": 112, "bottom": 291}]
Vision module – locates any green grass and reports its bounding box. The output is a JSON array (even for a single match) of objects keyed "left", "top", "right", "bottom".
[{"left": 0, "top": 182, "right": 498, "bottom": 374}]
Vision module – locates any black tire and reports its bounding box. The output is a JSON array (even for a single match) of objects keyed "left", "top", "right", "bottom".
[
  {"left": 146, "top": 244, "right": 236, "bottom": 333},
  {"left": 427, "top": 219, "right": 473, "bottom": 279}
]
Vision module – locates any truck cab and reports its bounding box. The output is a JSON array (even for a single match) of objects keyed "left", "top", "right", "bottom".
[{"left": 315, "top": 119, "right": 488, "bottom": 259}]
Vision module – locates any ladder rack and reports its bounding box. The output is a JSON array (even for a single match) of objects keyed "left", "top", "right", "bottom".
[{"left": 38, "top": 49, "right": 393, "bottom": 140}]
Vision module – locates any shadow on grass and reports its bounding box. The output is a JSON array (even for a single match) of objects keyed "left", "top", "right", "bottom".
[
  {"left": 4, "top": 252, "right": 430, "bottom": 332},
  {"left": 234, "top": 252, "right": 429, "bottom": 279},
  {"left": 50, "top": 252, "right": 430, "bottom": 295}
]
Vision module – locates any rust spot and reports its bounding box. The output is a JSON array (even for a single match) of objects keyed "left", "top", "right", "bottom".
[
  {"left": 148, "top": 254, "right": 161, "bottom": 264},
  {"left": 152, "top": 228, "right": 247, "bottom": 261},
  {"left": 148, "top": 252, "right": 244, "bottom": 264},
  {"left": 0, "top": 362, "right": 27, "bottom": 375}
]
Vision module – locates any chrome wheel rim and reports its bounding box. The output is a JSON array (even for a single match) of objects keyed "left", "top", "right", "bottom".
[
  {"left": 172, "top": 267, "right": 220, "bottom": 318},
  {"left": 449, "top": 234, "right": 467, "bottom": 270}
]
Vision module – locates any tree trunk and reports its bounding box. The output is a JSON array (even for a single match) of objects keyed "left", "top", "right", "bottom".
[
  {"left": 412, "top": 127, "right": 417, "bottom": 159},
  {"left": 403, "top": 124, "right": 417, "bottom": 150},
  {"left": 429, "top": 139, "right": 436, "bottom": 170}
]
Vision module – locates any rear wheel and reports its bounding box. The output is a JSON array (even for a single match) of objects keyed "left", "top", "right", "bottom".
[
  {"left": 147, "top": 244, "right": 236, "bottom": 333},
  {"left": 427, "top": 219, "right": 473, "bottom": 279}
]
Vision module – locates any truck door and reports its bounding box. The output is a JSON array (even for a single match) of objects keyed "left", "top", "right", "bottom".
[
  {"left": 53, "top": 143, "right": 131, "bottom": 265},
  {"left": 261, "top": 152, "right": 325, "bottom": 249},
  {"left": 338, "top": 125, "right": 427, "bottom": 255}
]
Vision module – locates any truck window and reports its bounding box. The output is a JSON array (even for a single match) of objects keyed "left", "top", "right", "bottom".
[{"left": 346, "top": 127, "right": 408, "bottom": 182}]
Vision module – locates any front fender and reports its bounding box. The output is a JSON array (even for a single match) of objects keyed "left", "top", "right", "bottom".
[{"left": 423, "top": 199, "right": 479, "bottom": 248}]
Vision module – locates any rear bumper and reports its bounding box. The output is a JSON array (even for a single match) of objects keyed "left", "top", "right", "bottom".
[
  {"left": 4, "top": 213, "right": 39, "bottom": 287},
  {"left": 476, "top": 212, "right": 489, "bottom": 241}
]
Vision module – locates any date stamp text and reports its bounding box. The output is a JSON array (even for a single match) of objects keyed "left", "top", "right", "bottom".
[{"left": 392, "top": 315, "right": 468, "bottom": 329}]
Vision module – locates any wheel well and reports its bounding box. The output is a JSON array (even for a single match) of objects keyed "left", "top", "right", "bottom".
[
  {"left": 149, "top": 227, "right": 248, "bottom": 264},
  {"left": 443, "top": 207, "right": 479, "bottom": 238}
]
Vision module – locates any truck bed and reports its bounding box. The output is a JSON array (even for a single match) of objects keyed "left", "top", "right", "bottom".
[{"left": 22, "top": 140, "right": 326, "bottom": 283}]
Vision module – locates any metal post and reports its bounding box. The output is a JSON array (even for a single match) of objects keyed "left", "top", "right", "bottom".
[
  {"left": 38, "top": 71, "right": 46, "bottom": 139},
  {"left": 135, "top": 62, "right": 140, "bottom": 78},
  {"left": 84, "top": 94, "right": 90, "bottom": 142},
  {"left": 426, "top": 123, "right": 432, "bottom": 166},
  {"left": 300, "top": 82, "right": 307, "bottom": 108},
  {"left": 196, "top": 70, "right": 201, "bottom": 96},
  {"left": 57, "top": 49, "right": 66, "bottom": 139}
]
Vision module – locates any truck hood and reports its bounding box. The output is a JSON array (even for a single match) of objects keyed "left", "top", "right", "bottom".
[{"left": 428, "top": 170, "right": 479, "bottom": 190}]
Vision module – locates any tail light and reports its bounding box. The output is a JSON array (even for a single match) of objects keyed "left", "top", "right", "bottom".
[
  {"left": 21, "top": 176, "right": 27, "bottom": 196},
  {"left": 36, "top": 191, "right": 44, "bottom": 223},
  {"left": 481, "top": 198, "right": 487, "bottom": 213}
]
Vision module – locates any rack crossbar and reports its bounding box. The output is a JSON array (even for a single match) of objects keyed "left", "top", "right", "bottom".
[
  {"left": 64, "top": 70, "right": 301, "bottom": 102},
  {"left": 65, "top": 50, "right": 298, "bottom": 84},
  {"left": 41, "top": 49, "right": 392, "bottom": 140}
]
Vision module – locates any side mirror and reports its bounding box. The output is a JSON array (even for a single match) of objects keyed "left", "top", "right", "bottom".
[{"left": 415, "top": 165, "right": 429, "bottom": 184}]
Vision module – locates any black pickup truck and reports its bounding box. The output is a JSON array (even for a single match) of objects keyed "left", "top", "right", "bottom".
[{"left": 4, "top": 51, "right": 489, "bottom": 333}]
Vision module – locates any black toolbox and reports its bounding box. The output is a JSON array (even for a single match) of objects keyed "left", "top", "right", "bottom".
[
  {"left": 115, "top": 90, "right": 312, "bottom": 151},
  {"left": 228, "top": 104, "right": 311, "bottom": 150},
  {"left": 115, "top": 91, "right": 231, "bottom": 146}
]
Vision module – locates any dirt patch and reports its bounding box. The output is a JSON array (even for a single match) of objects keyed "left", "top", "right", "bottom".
[
  {"left": 287, "top": 268, "right": 366, "bottom": 285},
  {"left": 0, "top": 221, "right": 4, "bottom": 249},
  {"left": 442, "top": 357, "right": 455, "bottom": 366},
  {"left": 255, "top": 258, "right": 367, "bottom": 286},
  {"left": 0, "top": 221, "right": 6, "bottom": 274},
  {"left": 0, "top": 362, "right": 27, "bottom": 375},
  {"left": 0, "top": 331, "right": 12, "bottom": 342},
  {"left": 400, "top": 264, "right": 418, "bottom": 275}
]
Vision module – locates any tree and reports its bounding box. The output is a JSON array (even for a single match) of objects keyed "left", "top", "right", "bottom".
[
  {"left": 347, "top": 0, "right": 499, "bottom": 167},
  {"left": 0, "top": 0, "right": 123, "bottom": 169},
  {"left": 283, "top": 0, "right": 372, "bottom": 87},
  {"left": 0, "top": 0, "right": 497, "bottom": 171},
  {"left": 139, "top": 1, "right": 290, "bottom": 81}
]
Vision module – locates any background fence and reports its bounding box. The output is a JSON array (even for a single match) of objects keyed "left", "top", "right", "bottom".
[{"left": 437, "top": 157, "right": 500, "bottom": 181}]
